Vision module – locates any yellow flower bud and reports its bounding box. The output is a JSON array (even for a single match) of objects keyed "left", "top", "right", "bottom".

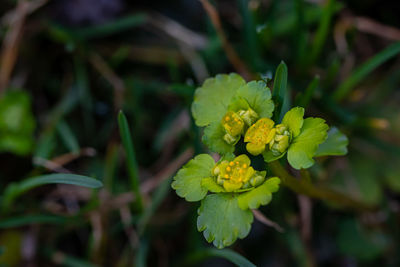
[
  {"left": 238, "top": 108, "right": 259, "bottom": 126},
  {"left": 269, "top": 124, "right": 291, "bottom": 156}
]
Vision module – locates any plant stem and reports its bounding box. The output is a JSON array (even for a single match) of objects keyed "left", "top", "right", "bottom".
[{"left": 269, "top": 161, "right": 374, "bottom": 211}]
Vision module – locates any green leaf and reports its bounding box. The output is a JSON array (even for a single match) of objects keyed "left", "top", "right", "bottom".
[
  {"left": 272, "top": 61, "right": 288, "bottom": 121},
  {"left": 192, "top": 73, "right": 246, "bottom": 126},
  {"left": 202, "top": 122, "right": 235, "bottom": 154},
  {"left": 2, "top": 174, "right": 103, "bottom": 211},
  {"left": 171, "top": 154, "right": 215, "bottom": 202},
  {"left": 183, "top": 248, "right": 256, "bottom": 267},
  {"left": 315, "top": 127, "right": 348, "bottom": 156},
  {"left": 287, "top": 118, "right": 328, "bottom": 169},
  {"left": 262, "top": 150, "right": 286, "bottom": 163},
  {"left": 201, "top": 177, "right": 225, "bottom": 193},
  {"left": 337, "top": 218, "right": 389, "bottom": 261},
  {"left": 197, "top": 194, "right": 253, "bottom": 248},
  {"left": 205, "top": 249, "right": 256, "bottom": 267},
  {"left": 333, "top": 42, "right": 400, "bottom": 101},
  {"left": 237, "top": 177, "right": 280, "bottom": 210},
  {"left": 236, "top": 81, "right": 274, "bottom": 118},
  {"left": 0, "top": 90, "right": 36, "bottom": 155},
  {"left": 282, "top": 107, "right": 304, "bottom": 138}
]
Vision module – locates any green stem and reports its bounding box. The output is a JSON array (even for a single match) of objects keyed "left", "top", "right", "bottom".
[{"left": 269, "top": 161, "right": 373, "bottom": 211}]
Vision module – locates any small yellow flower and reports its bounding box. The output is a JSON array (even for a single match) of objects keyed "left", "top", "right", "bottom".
[
  {"left": 222, "top": 111, "right": 244, "bottom": 136},
  {"left": 244, "top": 118, "right": 275, "bottom": 155},
  {"left": 221, "top": 111, "right": 245, "bottom": 144},
  {"left": 213, "top": 155, "right": 256, "bottom": 192}
]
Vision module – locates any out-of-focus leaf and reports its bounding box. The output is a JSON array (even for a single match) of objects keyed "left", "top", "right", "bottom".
[
  {"left": 307, "top": 0, "right": 336, "bottom": 66},
  {"left": 2, "top": 174, "right": 102, "bottom": 210},
  {"left": 297, "top": 76, "right": 319, "bottom": 108},
  {"left": 0, "top": 215, "right": 68, "bottom": 228},
  {"left": 118, "top": 111, "right": 143, "bottom": 211},
  {"left": 56, "top": 120, "right": 80, "bottom": 153},
  {"left": 351, "top": 157, "right": 382, "bottom": 205},
  {"left": 333, "top": 42, "right": 400, "bottom": 101},
  {"left": 0, "top": 90, "right": 35, "bottom": 155},
  {"left": 183, "top": 248, "right": 256, "bottom": 267},
  {"left": 0, "top": 231, "right": 22, "bottom": 266},
  {"left": 315, "top": 127, "right": 348, "bottom": 156},
  {"left": 337, "top": 218, "right": 389, "bottom": 261},
  {"left": 138, "top": 178, "right": 171, "bottom": 234},
  {"left": 384, "top": 167, "right": 400, "bottom": 193},
  {"left": 44, "top": 248, "right": 100, "bottom": 267}
]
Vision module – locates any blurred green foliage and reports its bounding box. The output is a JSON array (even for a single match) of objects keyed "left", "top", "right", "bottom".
[
  {"left": 0, "top": 0, "right": 399, "bottom": 266},
  {"left": 0, "top": 91, "right": 35, "bottom": 155}
]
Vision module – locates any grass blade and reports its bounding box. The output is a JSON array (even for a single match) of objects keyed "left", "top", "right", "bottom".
[
  {"left": 307, "top": 0, "right": 336, "bottom": 66},
  {"left": 75, "top": 14, "right": 147, "bottom": 39},
  {"left": 138, "top": 177, "right": 171, "bottom": 234},
  {"left": 118, "top": 111, "right": 143, "bottom": 212},
  {"left": 0, "top": 215, "right": 68, "bottom": 228},
  {"left": 333, "top": 42, "right": 400, "bottom": 101},
  {"left": 297, "top": 76, "right": 320, "bottom": 108},
  {"left": 2, "top": 174, "right": 102, "bottom": 212},
  {"left": 56, "top": 120, "right": 80, "bottom": 153},
  {"left": 272, "top": 61, "right": 288, "bottom": 121}
]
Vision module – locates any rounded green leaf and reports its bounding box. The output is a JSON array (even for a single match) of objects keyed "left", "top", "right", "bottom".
[
  {"left": 287, "top": 117, "right": 329, "bottom": 169},
  {"left": 191, "top": 73, "right": 246, "bottom": 126},
  {"left": 171, "top": 154, "right": 215, "bottom": 202},
  {"left": 237, "top": 177, "right": 280, "bottom": 210},
  {"left": 315, "top": 127, "right": 348, "bottom": 156},
  {"left": 197, "top": 194, "right": 253, "bottom": 249},
  {"left": 281, "top": 107, "right": 304, "bottom": 138},
  {"left": 236, "top": 81, "right": 274, "bottom": 118},
  {"left": 202, "top": 122, "right": 235, "bottom": 154}
]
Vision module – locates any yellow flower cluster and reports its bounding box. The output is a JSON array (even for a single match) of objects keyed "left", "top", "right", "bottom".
[
  {"left": 221, "top": 108, "right": 259, "bottom": 145},
  {"left": 212, "top": 155, "right": 265, "bottom": 192},
  {"left": 220, "top": 108, "right": 292, "bottom": 156},
  {"left": 243, "top": 119, "right": 291, "bottom": 156}
]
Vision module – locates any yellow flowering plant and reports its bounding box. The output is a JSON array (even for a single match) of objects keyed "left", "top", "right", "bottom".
[{"left": 172, "top": 62, "right": 348, "bottom": 249}]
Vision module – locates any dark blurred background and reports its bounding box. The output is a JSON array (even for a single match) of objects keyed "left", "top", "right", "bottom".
[{"left": 0, "top": 0, "right": 399, "bottom": 266}]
